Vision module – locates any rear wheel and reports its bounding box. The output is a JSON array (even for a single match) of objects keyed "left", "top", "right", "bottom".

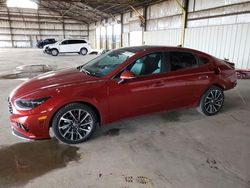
[
  {"left": 52, "top": 103, "right": 97, "bottom": 144},
  {"left": 197, "top": 86, "right": 224, "bottom": 116},
  {"left": 51, "top": 49, "right": 59, "bottom": 56},
  {"left": 80, "top": 48, "right": 88, "bottom": 55}
]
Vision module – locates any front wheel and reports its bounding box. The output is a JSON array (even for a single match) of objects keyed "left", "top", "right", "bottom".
[
  {"left": 197, "top": 86, "right": 224, "bottom": 116},
  {"left": 52, "top": 103, "right": 97, "bottom": 144},
  {"left": 51, "top": 49, "right": 59, "bottom": 56}
]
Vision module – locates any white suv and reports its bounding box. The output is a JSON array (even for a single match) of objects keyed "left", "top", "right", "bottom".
[{"left": 43, "top": 39, "right": 91, "bottom": 56}]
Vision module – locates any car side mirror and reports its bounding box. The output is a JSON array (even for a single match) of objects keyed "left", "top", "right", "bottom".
[
  {"left": 120, "top": 70, "right": 136, "bottom": 80},
  {"left": 118, "top": 70, "right": 136, "bottom": 84}
]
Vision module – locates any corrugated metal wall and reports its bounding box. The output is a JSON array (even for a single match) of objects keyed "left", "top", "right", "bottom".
[
  {"left": 142, "top": 0, "right": 250, "bottom": 68},
  {"left": 88, "top": 32, "right": 96, "bottom": 49},
  {"left": 185, "top": 23, "right": 250, "bottom": 69},
  {"left": 0, "top": 7, "right": 88, "bottom": 48},
  {"left": 146, "top": 0, "right": 182, "bottom": 31},
  {"left": 122, "top": 33, "right": 129, "bottom": 47},
  {"left": 144, "top": 29, "right": 181, "bottom": 46},
  {"left": 144, "top": 23, "right": 250, "bottom": 69}
]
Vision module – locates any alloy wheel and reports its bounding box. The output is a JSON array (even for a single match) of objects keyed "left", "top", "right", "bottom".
[
  {"left": 204, "top": 89, "right": 223, "bottom": 114},
  {"left": 58, "top": 109, "right": 93, "bottom": 141}
]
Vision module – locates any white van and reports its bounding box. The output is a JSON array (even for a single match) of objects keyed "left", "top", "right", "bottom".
[{"left": 43, "top": 39, "right": 91, "bottom": 56}]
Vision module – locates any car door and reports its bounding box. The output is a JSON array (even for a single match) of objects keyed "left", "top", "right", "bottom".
[
  {"left": 78, "top": 40, "right": 86, "bottom": 51},
  {"left": 59, "top": 40, "right": 70, "bottom": 52},
  {"left": 70, "top": 40, "right": 79, "bottom": 52},
  {"left": 67, "top": 40, "right": 77, "bottom": 52},
  {"left": 164, "top": 50, "right": 214, "bottom": 107},
  {"left": 108, "top": 52, "right": 172, "bottom": 122}
]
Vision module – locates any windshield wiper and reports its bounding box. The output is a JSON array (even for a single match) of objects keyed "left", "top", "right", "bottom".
[
  {"left": 80, "top": 68, "right": 97, "bottom": 77},
  {"left": 81, "top": 68, "right": 91, "bottom": 74}
]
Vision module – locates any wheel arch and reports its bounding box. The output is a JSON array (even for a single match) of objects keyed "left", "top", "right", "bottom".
[
  {"left": 79, "top": 47, "right": 88, "bottom": 52},
  {"left": 51, "top": 48, "right": 59, "bottom": 51},
  {"left": 49, "top": 101, "right": 101, "bottom": 128},
  {"left": 197, "top": 83, "right": 225, "bottom": 116},
  {"left": 197, "top": 83, "right": 224, "bottom": 106},
  {"left": 212, "top": 83, "right": 225, "bottom": 90},
  {"left": 50, "top": 48, "right": 59, "bottom": 55}
]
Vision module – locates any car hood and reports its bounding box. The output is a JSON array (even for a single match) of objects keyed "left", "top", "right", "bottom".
[
  {"left": 43, "top": 44, "right": 50, "bottom": 50},
  {"left": 10, "top": 68, "right": 103, "bottom": 99},
  {"left": 43, "top": 43, "right": 56, "bottom": 48}
]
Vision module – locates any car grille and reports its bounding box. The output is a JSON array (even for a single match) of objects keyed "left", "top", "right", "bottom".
[
  {"left": 8, "top": 97, "right": 13, "bottom": 114},
  {"left": 16, "top": 122, "right": 29, "bottom": 132}
]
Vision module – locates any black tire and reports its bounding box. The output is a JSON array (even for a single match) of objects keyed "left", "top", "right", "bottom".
[
  {"left": 197, "top": 86, "right": 224, "bottom": 116},
  {"left": 80, "top": 48, "right": 88, "bottom": 55},
  {"left": 51, "top": 49, "right": 59, "bottom": 56},
  {"left": 52, "top": 103, "right": 97, "bottom": 144}
]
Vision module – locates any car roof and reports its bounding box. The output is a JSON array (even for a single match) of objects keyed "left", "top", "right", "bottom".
[
  {"left": 119, "top": 45, "right": 207, "bottom": 55},
  {"left": 120, "top": 45, "right": 164, "bottom": 52},
  {"left": 63, "top": 39, "right": 87, "bottom": 40}
]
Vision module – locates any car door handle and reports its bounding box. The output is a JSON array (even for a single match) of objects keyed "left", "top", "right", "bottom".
[{"left": 198, "top": 75, "right": 208, "bottom": 80}]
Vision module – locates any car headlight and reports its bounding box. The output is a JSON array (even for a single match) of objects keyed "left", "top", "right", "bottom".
[{"left": 15, "top": 97, "right": 50, "bottom": 110}]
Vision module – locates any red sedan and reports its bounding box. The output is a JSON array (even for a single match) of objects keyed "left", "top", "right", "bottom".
[{"left": 8, "top": 46, "right": 237, "bottom": 144}]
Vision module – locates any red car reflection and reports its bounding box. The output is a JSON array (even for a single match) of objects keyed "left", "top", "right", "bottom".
[
  {"left": 8, "top": 46, "right": 237, "bottom": 144},
  {"left": 236, "top": 69, "right": 250, "bottom": 79}
]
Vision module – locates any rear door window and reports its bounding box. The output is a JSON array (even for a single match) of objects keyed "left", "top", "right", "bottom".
[
  {"left": 169, "top": 52, "right": 198, "bottom": 71},
  {"left": 72, "top": 40, "right": 79, "bottom": 44},
  {"left": 70, "top": 40, "right": 86, "bottom": 44},
  {"left": 199, "top": 56, "right": 210, "bottom": 64},
  {"left": 80, "top": 40, "right": 87, "bottom": 43},
  {"left": 67, "top": 40, "right": 76, "bottom": 44}
]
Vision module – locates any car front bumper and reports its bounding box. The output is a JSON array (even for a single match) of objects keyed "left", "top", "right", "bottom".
[
  {"left": 43, "top": 47, "right": 52, "bottom": 54},
  {"left": 10, "top": 112, "right": 51, "bottom": 140}
]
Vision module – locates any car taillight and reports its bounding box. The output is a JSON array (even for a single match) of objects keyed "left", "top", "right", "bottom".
[{"left": 224, "top": 58, "right": 235, "bottom": 69}]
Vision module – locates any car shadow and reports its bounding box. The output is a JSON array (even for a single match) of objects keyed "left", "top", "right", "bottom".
[
  {"left": 0, "top": 138, "right": 81, "bottom": 187},
  {"left": 93, "top": 108, "right": 204, "bottom": 139},
  {"left": 93, "top": 90, "right": 249, "bottom": 140},
  {"left": 57, "top": 54, "right": 81, "bottom": 57}
]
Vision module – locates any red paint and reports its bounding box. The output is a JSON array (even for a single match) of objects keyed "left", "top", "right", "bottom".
[{"left": 9, "top": 46, "right": 237, "bottom": 140}]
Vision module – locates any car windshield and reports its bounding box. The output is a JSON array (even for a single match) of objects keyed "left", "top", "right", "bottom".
[{"left": 80, "top": 50, "right": 135, "bottom": 77}]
